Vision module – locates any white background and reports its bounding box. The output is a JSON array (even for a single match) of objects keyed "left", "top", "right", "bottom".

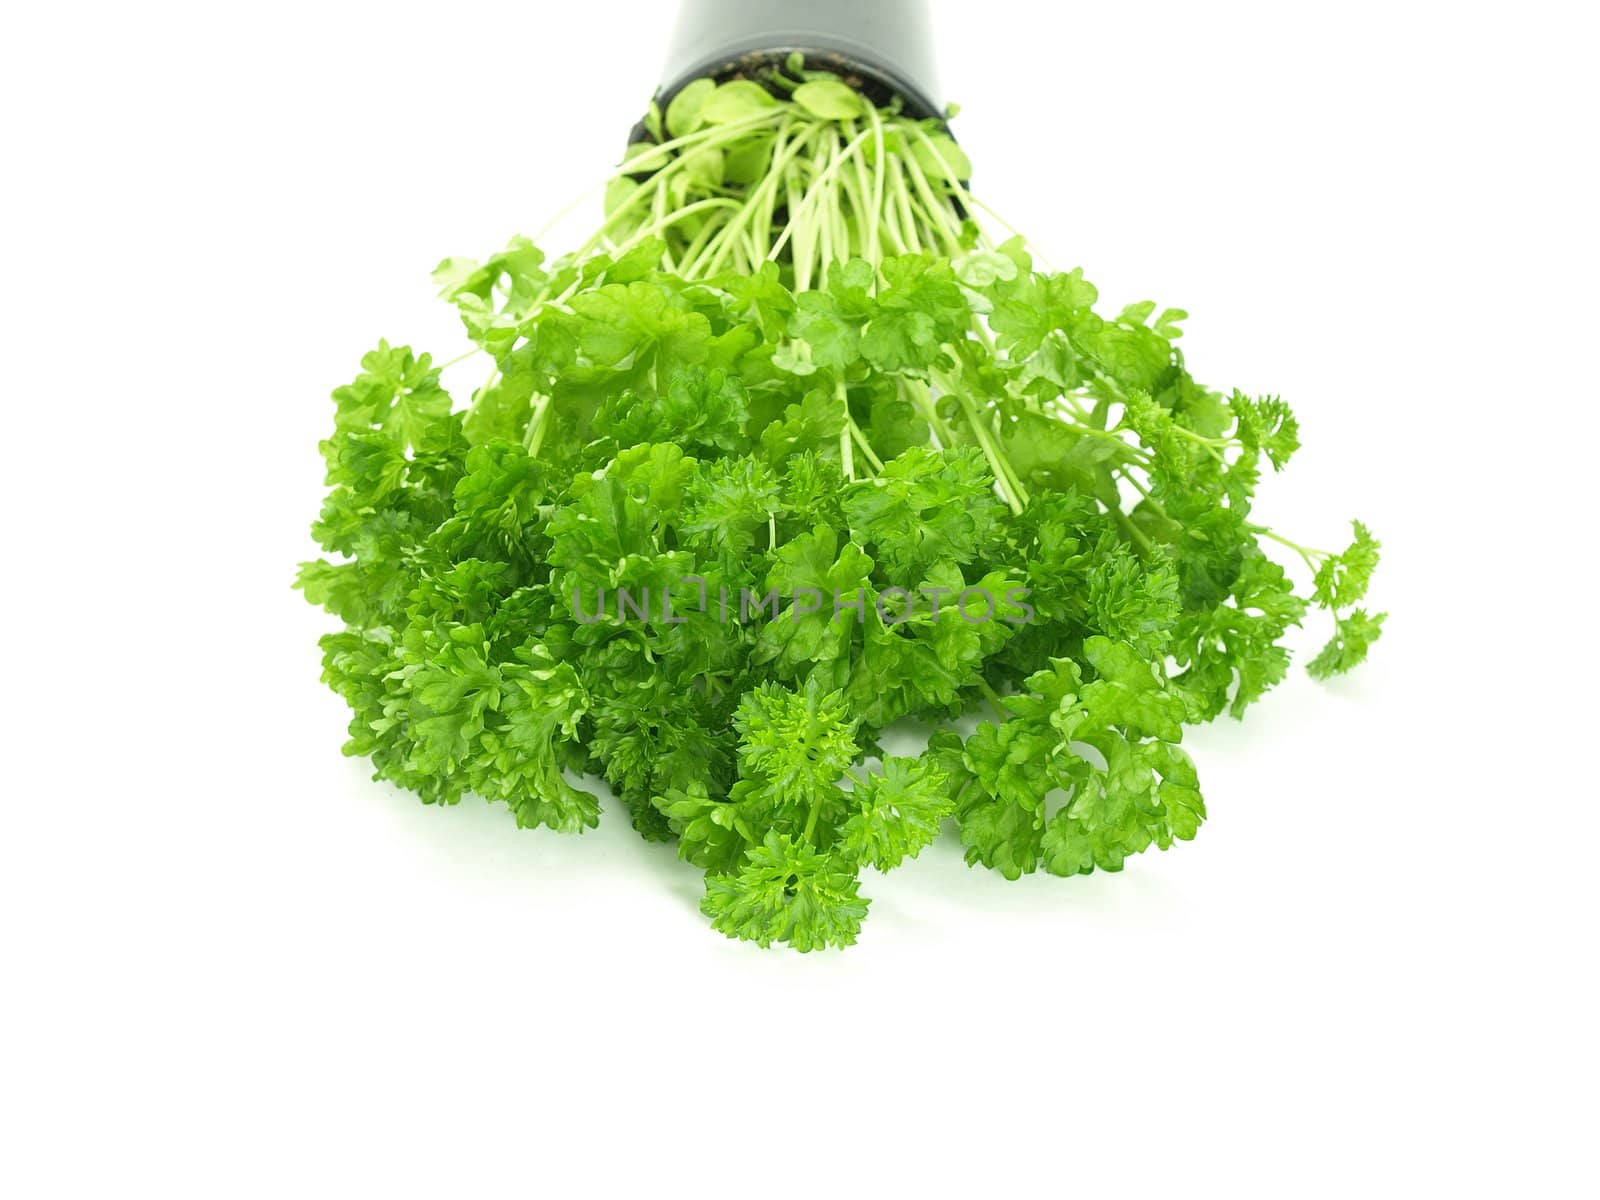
[{"left": 3, "top": 1, "right": 1596, "bottom": 1195}]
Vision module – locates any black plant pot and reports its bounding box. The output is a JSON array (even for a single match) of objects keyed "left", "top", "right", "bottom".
[{"left": 637, "top": 0, "right": 944, "bottom": 140}]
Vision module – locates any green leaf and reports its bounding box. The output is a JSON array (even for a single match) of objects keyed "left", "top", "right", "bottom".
[
  {"left": 700, "top": 80, "right": 780, "bottom": 125},
  {"left": 1230, "top": 392, "right": 1300, "bottom": 470},
  {"left": 792, "top": 79, "right": 866, "bottom": 120},
  {"left": 734, "top": 678, "right": 860, "bottom": 806},
  {"left": 568, "top": 281, "right": 712, "bottom": 372},
  {"left": 756, "top": 526, "right": 874, "bottom": 673},
  {"left": 842, "top": 446, "right": 1003, "bottom": 580},
  {"left": 839, "top": 757, "right": 951, "bottom": 870},
  {"left": 1307, "top": 609, "right": 1387, "bottom": 679},
  {"left": 702, "top": 832, "right": 868, "bottom": 951},
  {"left": 665, "top": 77, "right": 717, "bottom": 138},
  {"left": 862, "top": 309, "right": 939, "bottom": 372},
  {"left": 909, "top": 133, "right": 971, "bottom": 181},
  {"left": 331, "top": 341, "right": 452, "bottom": 451},
  {"left": 1313, "top": 521, "right": 1382, "bottom": 609}
]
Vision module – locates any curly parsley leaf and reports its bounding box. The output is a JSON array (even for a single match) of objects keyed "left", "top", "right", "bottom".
[{"left": 302, "top": 81, "right": 1383, "bottom": 949}]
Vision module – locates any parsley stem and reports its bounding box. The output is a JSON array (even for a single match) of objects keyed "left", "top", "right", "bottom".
[
  {"left": 691, "top": 117, "right": 811, "bottom": 277},
  {"left": 1048, "top": 413, "right": 1152, "bottom": 464},
  {"left": 942, "top": 362, "right": 1030, "bottom": 509},
  {"left": 435, "top": 348, "right": 481, "bottom": 371},
  {"left": 1111, "top": 507, "right": 1154, "bottom": 555},
  {"left": 585, "top": 111, "right": 787, "bottom": 248},
  {"left": 976, "top": 678, "right": 1009, "bottom": 723},
  {"left": 838, "top": 377, "right": 856, "bottom": 480},
  {"left": 952, "top": 387, "right": 1027, "bottom": 513},
  {"left": 903, "top": 126, "right": 1040, "bottom": 264},
  {"left": 628, "top": 196, "right": 744, "bottom": 244},
  {"left": 905, "top": 161, "right": 965, "bottom": 256},
  {"left": 849, "top": 420, "right": 885, "bottom": 473},
  {"left": 674, "top": 208, "right": 726, "bottom": 272},
  {"left": 768, "top": 126, "right": 873, "bottom": 264},
  {"left": 904, "top": 378, "right": 956, "bottom": 447},
  {"left": 888, "top": 153, "right": 921, "bottom": 253},
  {"left": 868, "top": 104, "right": 889, "bottom": 257},
  {"left": 1117, "top": 467, "right": 1155, "bottom": 500},
  {"left": 1248, "top": 524, "right": 1331, "bottom": 566},
  {"left": 523, "top": 393, "right": 550, "bottom": 456}
]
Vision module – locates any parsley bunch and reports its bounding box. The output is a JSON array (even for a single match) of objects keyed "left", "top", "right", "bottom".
[{"left": 299, "top": 64, "right": 1383, "bottom": 950}]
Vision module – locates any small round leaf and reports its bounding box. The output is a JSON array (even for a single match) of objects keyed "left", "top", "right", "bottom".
[{"left": 793, "top": 79, "right": 866, "bottom": 120}]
